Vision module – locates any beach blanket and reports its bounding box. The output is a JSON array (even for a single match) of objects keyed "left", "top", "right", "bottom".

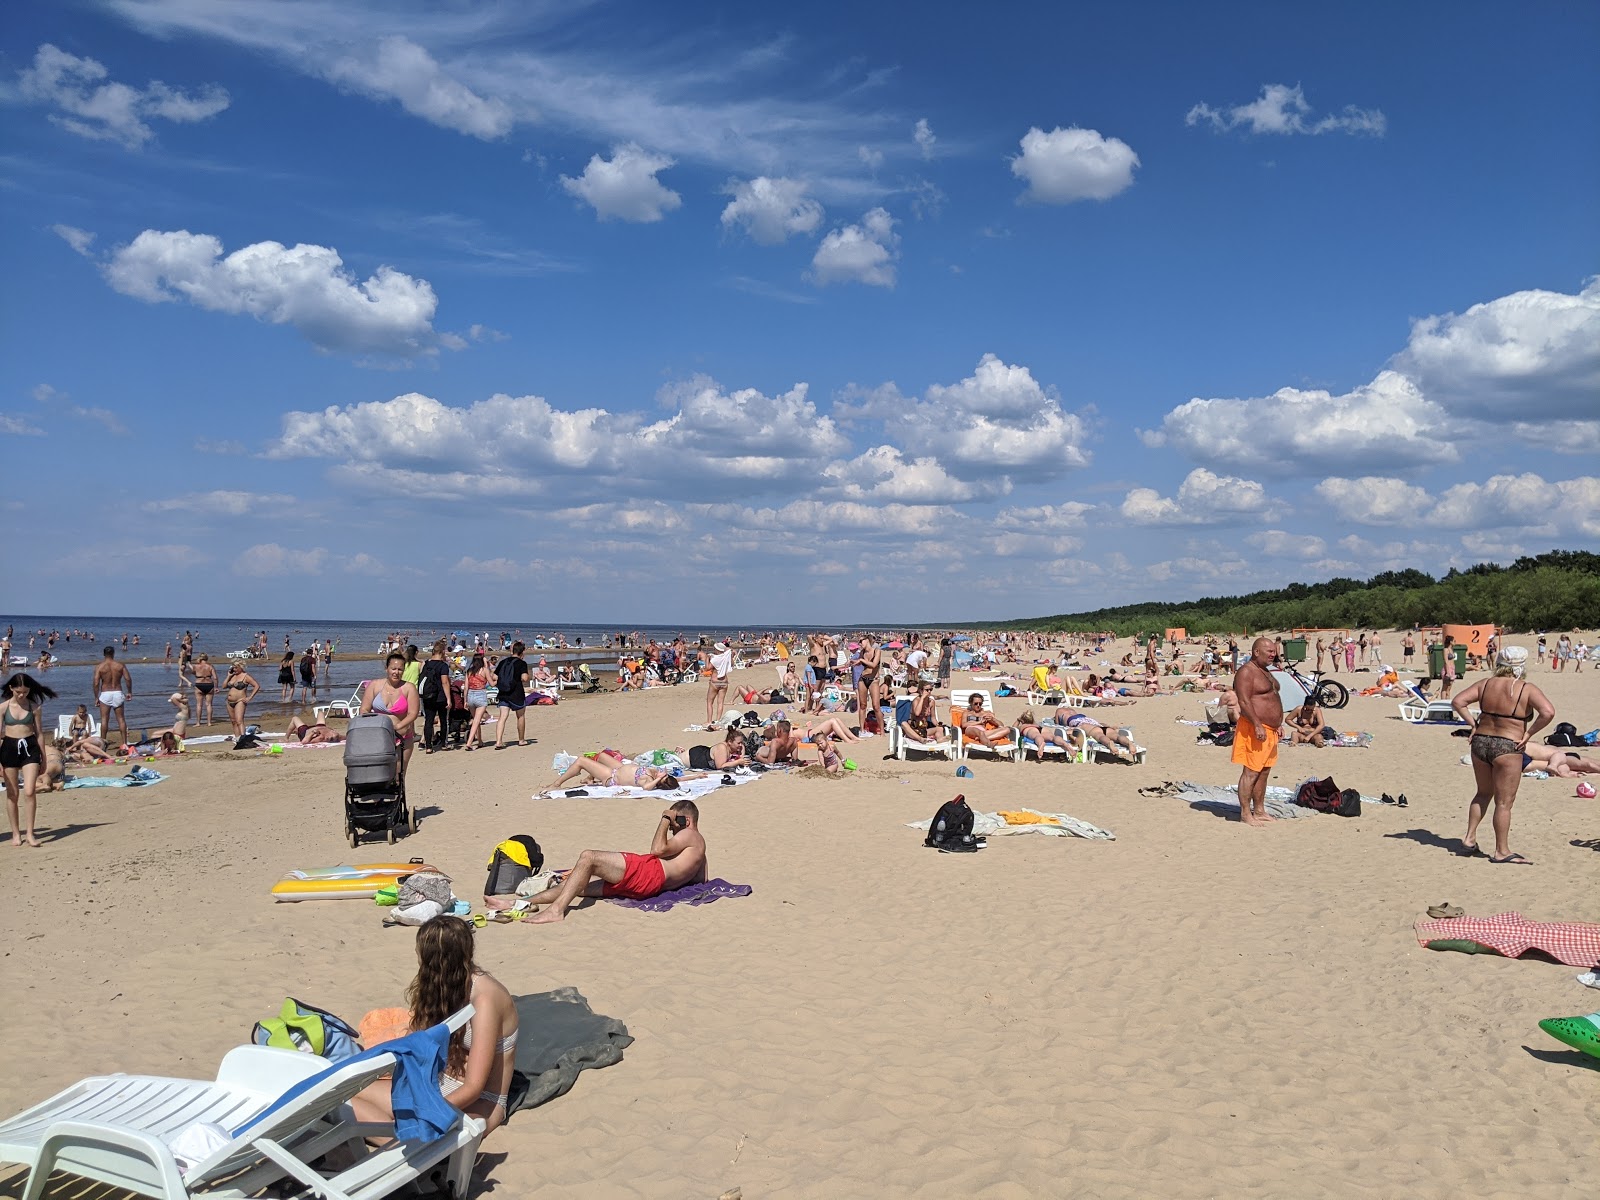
[
  {"left": 906, "top": 807, "right": 1115, "bottom": 841},
  {"left": 1328, "top": 732, "right": 1374, "bottom": 748},
  {"left": 1172, "top": 780, "right": 1394, "bottom": 819},
  {"left": 536, "top": 772, "right": 761, "bottom": 801},
  {"left": 605, "top": 878, "right": 753, "bottom": 911},
  {"left": 505, "top": 988, "right": 633, "bottom": 1116},
  {"left": 1414, "top": 913, "right": 1600, "bottom": 967},
  {"left": 63, "top": 768, "right": 168, "bottom": 789}
]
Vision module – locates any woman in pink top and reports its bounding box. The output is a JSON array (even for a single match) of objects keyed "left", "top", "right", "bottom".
[
  {"left": 463, "top": 654, "right": 492, "bottom": 751},
  {"left": 1343, "top": 639, "right": 1356, "bottom": 672},
  {"left": 362, "top": 652, "right": 421, "bottom": 775}
]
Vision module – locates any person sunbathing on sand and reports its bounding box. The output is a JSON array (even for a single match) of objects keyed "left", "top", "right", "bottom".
[
  {"left": 552, "top": 753, "right": 682, "bottom": 791},
  {"left": 288, "top": 714, "right": 343, "bottom": 744},
  {"left": 1288, "top": 700, "right": 1328, "bottom": 747},
  {"left": 756, "top": 720, "right": 802, "bottom": 764},
  {"left": 679, "top": 726, "right": 745, "bottom": 770},
  {"left": 524, "top": 800, "right": 706, "bottom": 923},
  {"left": 1523, "top": 743, "right": 1600, "bottom": 777}
]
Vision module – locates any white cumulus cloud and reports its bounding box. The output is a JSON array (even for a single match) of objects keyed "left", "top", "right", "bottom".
[
  {"left": 809, "top": 208, "right": 899, "bottom": 288},
  {"left": 1010, "top": 126, "right": 1139, "bottom": 204},
  {"left": 913, "top": 118, "right": 937, "bottom": 159},
  {"left": 19, "top": 43, "right": 229, "bottom": 149},
  {"left": 875, "top": 354, "right": 1093, "bottom": 481},
  {"left": 1393, "top": 276, "right": 1600, "bottom": 422},
  {"left": 101, "top": 229, "right": 442, "bottom": 357},
  {"left": 1120, "top": 468, "right": 1277, "bottom": 525},
  {"left": 1143, "top": 370, "right": 1457, "bottom": 475},
  {"left": 1186, "top": 83, "right": 1385, "bottom": 137},
  {"left": 1314, "top": 477, "right": 1433, "bottom": 525},
  {"left": 720, "top": 177, "right": 823, "bottom": 244},
  {"left": 561, "top": 143, "right": 682, "bottom": 223}
]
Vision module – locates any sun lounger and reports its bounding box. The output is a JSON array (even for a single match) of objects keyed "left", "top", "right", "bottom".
[
  {"left": 950, "top": 689, "right": 1018, "bottom": 763},
  {"left": 1397, "top": 685, "right": 1468, "bottom": 724},
  {"left": 55, "top": 714, "right": 101, "bottom": 741},
  {"left": 889, "top": 710, "right": 957, "bottom": 761},
  {"left": 314, "top": 682, "right": 369, "bottom": 723},
  {"left": 0, "top": 1008, "right": 479, "bottom": 1200}
]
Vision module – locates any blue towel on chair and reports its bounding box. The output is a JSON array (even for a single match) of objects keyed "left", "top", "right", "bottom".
[{"left": 234, "top": 1023, "right": 459, "bottom": 1143}]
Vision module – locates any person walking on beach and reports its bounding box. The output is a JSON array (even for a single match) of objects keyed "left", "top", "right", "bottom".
[
  {"left": 462, "top": 654, "right": 493, "bottom": 751},
  {"left": 92, "top": 646, "right": 133, "bottom": 749},
  {"left": 1232, "top": 637, "right": 1283, "bottom": 827},
  {"left": 706, "top": 640, "right": 734, "bottom": 726},
  {"left": 297, "top": 647, "right": 318, "bottom": 704},
  {"left": 419, "top": 642, "right": 451, "bottom": 754},
  {"left": 277, "top": 651, "right": 296, "bottom": 702},
  {"left": 492, "top": 642, "right": 532, "bottom": 750},
  {"left": 1451, "top": 645, "right": 1554, "bottom": 863},
  {"left": 3, "top": 673, "right": 55, "bottom": 847}
]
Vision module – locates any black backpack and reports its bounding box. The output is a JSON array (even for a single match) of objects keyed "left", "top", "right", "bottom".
[
  {"left": 925, "top": 794, "right": 984, "bottom": 852},
  {"left": 1546, "top": 722, "right": 1580, "bottom": 747}
]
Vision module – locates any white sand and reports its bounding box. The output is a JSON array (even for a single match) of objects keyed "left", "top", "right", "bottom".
[{"left": 2, "top": 634, "right": 1596, "bottom": 1198}]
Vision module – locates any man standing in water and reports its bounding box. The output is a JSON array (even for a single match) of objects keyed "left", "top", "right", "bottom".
[
  {"left": 93, "top": 646, "right": 133, "bottom": 749},
  {"left": 1231, "top": 637, "right": 1283, "bottom": 827}
]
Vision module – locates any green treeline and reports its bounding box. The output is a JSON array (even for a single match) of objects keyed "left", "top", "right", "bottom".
[{"left": 996, "top": 551, "right": 1600, "bottom": 635}]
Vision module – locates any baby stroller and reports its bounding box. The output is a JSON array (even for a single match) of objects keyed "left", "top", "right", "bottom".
[{"left": 343, "top": 715, "right": 413, "bottom": 846}]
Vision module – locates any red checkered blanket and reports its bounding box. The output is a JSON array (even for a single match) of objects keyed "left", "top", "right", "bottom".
[{"left": 1414, "top": 911, "right": 1600, "bottom": 967}]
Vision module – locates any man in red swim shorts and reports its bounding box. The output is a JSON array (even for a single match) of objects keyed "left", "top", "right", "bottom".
[
  {"left": 1232, "top": 637, "right": 1285, "bottom": 827},
  {"left": 525, "top": 800, "right": 707, "bottom": 924}
]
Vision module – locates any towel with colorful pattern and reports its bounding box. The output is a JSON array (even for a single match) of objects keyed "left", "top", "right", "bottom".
[{"left": 1414, "top": 912, "right": 1600, "bottom": 967}]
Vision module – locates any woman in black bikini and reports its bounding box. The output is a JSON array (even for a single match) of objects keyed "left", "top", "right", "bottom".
[
  {"left": 1450, "top": 645, "right": 1554, "bottom": 864},
  {"left": 222, "top": 662, "right": 261, "bottom": 739},
  {"left": 2, "top": 673, "right": 56, "bottom": 848},
  {"left": 190, "top": 654, "right": 217, "bottom": 725},
  {"left": 277, "top": 651, "right": 296, "bottom": 702}
]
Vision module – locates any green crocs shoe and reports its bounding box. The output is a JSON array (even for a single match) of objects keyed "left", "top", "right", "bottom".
[{"left": 1538, "top": 1013, "right": 1600, "bottom": 1059}]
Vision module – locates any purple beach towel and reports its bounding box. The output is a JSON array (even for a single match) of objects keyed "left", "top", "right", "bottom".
[{"left": 605, "top": 878, "right": 753, "bottom": 912}]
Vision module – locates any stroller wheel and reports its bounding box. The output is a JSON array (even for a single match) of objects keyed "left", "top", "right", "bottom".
[
  {"left": 386, "top": 825, "right": 396, "bottom": 845},
  {"left": 348, "top": 828, "right": 359, "bottom": 849},
  {"left": 408, "top": 807, "right": 417, "bottom": 834}
]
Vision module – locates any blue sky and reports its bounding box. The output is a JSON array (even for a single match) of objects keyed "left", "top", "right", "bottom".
[{"left": 2, "top": 0, "right": 1597, "bottom": 624}]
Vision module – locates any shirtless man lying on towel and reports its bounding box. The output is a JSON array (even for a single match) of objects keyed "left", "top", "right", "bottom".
[{"left": 525, "top": 800, "right": 706, "bottom": 923}]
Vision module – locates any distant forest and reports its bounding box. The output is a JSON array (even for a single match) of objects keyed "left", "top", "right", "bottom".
[{"left": 995, "top": 551, "right": 1600, "bottom": 635}]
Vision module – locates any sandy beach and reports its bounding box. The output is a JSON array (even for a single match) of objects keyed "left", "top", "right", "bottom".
[{"left": 2, "top": 633, "right": 1597, "bottom": 1199}]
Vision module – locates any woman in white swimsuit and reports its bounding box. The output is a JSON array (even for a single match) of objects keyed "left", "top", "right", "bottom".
[{"left": 353, "top": 916, "right": 520, "bottom": 1133}]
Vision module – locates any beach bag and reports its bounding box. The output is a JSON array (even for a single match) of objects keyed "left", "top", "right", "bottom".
[
  {"left": 1336, "top": 788, "right": 1362, "bottom": 817},
  {"left": 1546, "top": 722, "right": 1580, "bottom": 747},
  {"left": 742, "top": 731, "right": 763, "bottom": 760},
  {"left": 1294, "top": 777, "right": 1341, "bottom": 813},
  {"left": 484, "top": 836, "right": 543, "bottom": 897},
  {"left": 252, "top": 998, "right": 361, "bottom": 1061},
  {"left": 925, "top": 794, "right": 981, "bottom": 852},
  {"left": 862, "top": 707, "right": 881, "bottom": 734}
]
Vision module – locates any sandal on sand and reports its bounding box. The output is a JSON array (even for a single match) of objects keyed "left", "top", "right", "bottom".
[
  {"left": 1455, "top": 843, "right": 1484, "bottom": 857},
  {"left": 1427, "top": 903, "right": 1465, "bottom": 919},
  {"left": 1489, "top": 853, "right": 1533, "bottom": 865}
]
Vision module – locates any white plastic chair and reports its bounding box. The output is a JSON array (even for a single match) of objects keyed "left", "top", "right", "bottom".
[
  {"left": 314, "top": 682, "right": 369, "bottom": 723},
  {"left": 0, "top": 1008, "right": 480, "bottom": 1200},
  {"left": 889, "top": 703, "right": 957, "bottom": 761},
  {"left": 949, "top": 689, "right": 1018, "bottom": 763}
]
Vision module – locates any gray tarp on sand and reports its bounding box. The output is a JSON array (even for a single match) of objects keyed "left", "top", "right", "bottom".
[{"left": 505, "top": 988, "right": 633, "bottom": 1116}]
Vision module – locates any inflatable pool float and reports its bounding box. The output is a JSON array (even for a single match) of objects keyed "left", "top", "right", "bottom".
[
  {"left": 1538, "top": 1013, "right": 1600, "bottom": 1059},
  {"left": 270, "top": 862, "right": 436, "bottom": 902}
]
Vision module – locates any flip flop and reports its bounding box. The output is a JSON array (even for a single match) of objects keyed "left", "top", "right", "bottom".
[
  {"left": 1489, "top": 853, "right": 1534, "bottom": 865},
  {"left": 1455, "top": 844, "right": 1484, "bottom": 857}
]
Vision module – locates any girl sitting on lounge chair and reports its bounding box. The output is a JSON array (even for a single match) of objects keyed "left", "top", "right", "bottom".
[{"left": 353, "top": 916, "right": 520, "bottom": 1134}]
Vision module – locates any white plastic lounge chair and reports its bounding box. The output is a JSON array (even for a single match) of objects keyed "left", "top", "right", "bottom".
[
  {"left": 889, "top": 707, "right": 957, "bottom": 761},
  {"left": 55, "top": 714, "right": 102, "bottom": 741},
  {"left": 314, "top": 682, "right": 369, "bottom": 723},
  {"left": 0, "top": 1008, "right": 480, "bottom": 1200},
  {"left": 1397, "top": 684, "right": 1466, "bottom": 724},
  {"left": 950, "top": 689, "right": 1018, "bottom": 763},
  {"left": 1016, "top": 722, "right": 1085, "bottom": 763}
]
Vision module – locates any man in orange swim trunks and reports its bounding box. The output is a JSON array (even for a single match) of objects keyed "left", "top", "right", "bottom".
[
  {"left": 1232, "top": 637, "right": 1284, "bottom": 827},
  {"left": 525, "top": 799, "right": 707, "bottom": 924}
]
